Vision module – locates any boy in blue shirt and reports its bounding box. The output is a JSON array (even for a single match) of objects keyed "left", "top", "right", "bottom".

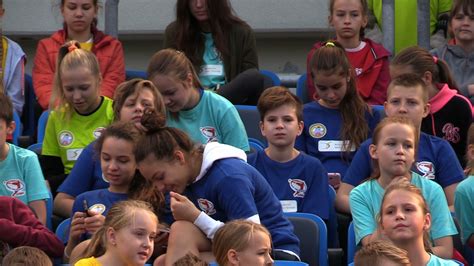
[
  {"left": 248, "top": 86, "right": 330, "bottom": 221},
  {"left": 0, "top": 94, "right": 50, "bottom": 225}
]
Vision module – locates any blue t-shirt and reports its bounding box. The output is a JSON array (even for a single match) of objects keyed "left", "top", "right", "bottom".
[
  {"left": 185, "top": 157, "right": 300, "bottom": 256},
  {"left": 454, "top": 175, "right": 474, "bottom": 244},
  {"left": 199, "top": 33, "right": 226, "bottom": 89},
  {"left": 0, "top": 143, "right": 49, "bottom": 204},
  {"left": 343, "top": 133, "right": 464, "bottom": 188},
  {"left": 426, "top": 254, "right": 459, "bottom": 266},
  {"left": 57, "top": 141, "right": 108, "bottom": 197},
  {"left": 166, "top": 90, "right": 249, "bottom": 151},
  {"left": 349, "top": 172, "right": 457, "bottom": 245},
  {"left": 247, "top": 150, "right": 330, "bottom": 219},
  {"left": 72, "top": 189, "right": 128, "bottom": 217},
  {"left": 295, "top": 101, "right": 381, "bottom": 179}
]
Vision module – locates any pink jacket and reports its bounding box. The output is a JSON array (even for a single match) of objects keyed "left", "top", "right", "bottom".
[{"left": 32, "top": 28, "right": 125, "bottom": 109}]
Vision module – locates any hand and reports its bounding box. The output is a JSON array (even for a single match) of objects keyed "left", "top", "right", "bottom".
[
  {"left": 83, "top": 210, "right": 105, "bottom": 234},
  {"left": 68, "top": 212, "right": 87, "bottom": 243},
  {"left": 170, "top": 191, "right": 201, "bottom": 222}
]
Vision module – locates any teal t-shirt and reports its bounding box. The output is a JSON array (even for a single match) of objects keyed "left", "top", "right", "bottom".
[
  {"left": 349, "top": 172, "right": 457, "bottom": 244},
  {"left": 426, "top": 254, "right": 459, "bottom": 265},
  {"left": 166, "top": 90, "right": 249, "bottom": 151},
  {"left": 199, "top": 33, "right": 226, "bottom": 90},
  {"left": 454, "top": 175, "right": 474, "bottom": 244},
  {"left": 0, "top": 143, "right": 49, "bottom": 204}
]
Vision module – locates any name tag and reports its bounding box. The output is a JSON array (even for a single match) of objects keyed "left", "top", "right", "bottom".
[
  {"left": 66, "top": 148, "right": 83, "bottom": 161},
  {"left": 280, "top": 200, "right": 298, "bottom": 213},
  {"left": 200, "top": 65, "right": 224, "bottom": 76},
  {"left": 318, "top": 140, "right": 355, "bottom": 152}
]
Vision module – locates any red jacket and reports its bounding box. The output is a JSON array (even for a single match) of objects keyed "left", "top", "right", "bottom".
[
  {"left": 0, "top": 196, "right": 64, "bottom": 257},
  {"left": 32, "top": 29, "right": 125, "bottom": 109},
  {"left": 306, "top": 39, "right": 391, "bottom": 105}
]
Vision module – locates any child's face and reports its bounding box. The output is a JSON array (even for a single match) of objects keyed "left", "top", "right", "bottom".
[
  {"left": 61, "top": 66, "right": 101, "bottom": 114},
  {"left": 329, "top": 0, "right": 368, "bottom": 41},
  {"left": 369, "top": 123, "right": 416, "bottom": 178},
  {"left": 151, "top": 74, "right": 194, "bottom": 113},
  {"left": 100, "top": 137, "right": 137, "bottom": 192},
  {"left": 314, "top": 71, "right": 348, "bottom": 109},
  {"left": 189, "top": 0, "right": 209, "bottom": 23},
  {"left": 111, "top": 209, "right": 157, "bottom": 265},
  {"left": 119, "top": 88, "right": 155, "bottom": 125},
  {"left": 137, "top": 152, "right": 191, "bottom": 194},
  {"left": 260, "top": 104, "right": 303, "bottom": 149},
  {"left": 451, "top": 9, "right": 474, "bottom": 43},
  {"left": 381, "top": 189, "right": 430, "bottom": 245},
  {"left": 61, "top": 0, "right": 98, "bottom": 34},
  {"left": 384, "top": 85, "right": 429, "bottom": 128},
  {"left": 232, "top": 231, "right": 273, "bottom": 266}
]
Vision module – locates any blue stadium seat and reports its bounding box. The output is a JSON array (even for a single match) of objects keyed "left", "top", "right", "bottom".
[
  {"left": 327, "top": 186, "right": 339, "bottom": 248},
  {"left": 126, "top": 69, "right": 147, "bottom": 80},
  {"left": 46, "top": 189, "right": 53, "bottom": 230},
  {"left": 347, "top": 221, "right": 355, "bottom": 264},
  {"left": 260, "top": 69, "right": 281, "bottom": 87},
  {"left": 55, "top": 218, "right": 71, "bottom": 244},
  {"left": 248, "top": 138, "right": 265, "bottom": 153},
  {"left": 37, "top": 110, "right": 50, "bottom": 144},
  {"left": 12, "top": 110, "right": 21, "bottom": 145},
  {"left": 284, "top": 212, "right": 328, "bottom": 266},
  {"left": 296, "top": 73, "right": 311, "bottom": 104},
  {"left": 235, "top": 105, "right": 266, "bottom": 145}
]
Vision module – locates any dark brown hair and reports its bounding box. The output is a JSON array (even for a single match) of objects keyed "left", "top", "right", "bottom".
[
  {"left": 391, "top": 46, "right": 459, "bottom": 92},
  {"left": 173, "top": 0, "right": 247, "bottom": 66},
  {"left": 257, "top": 86, "right": 303, "bottom": 122},
  {"left": 329, "top": 0, "right": 369, "bottom": 38},
  {"left": 387, "top": 73, "right": 429, "bottom": 104},
  {"left": 368, "top": 116, "right": 419, "bottom": 180},
  {"left": 450, "top": 0, "right": 474, "bottom": 22},
  {"left": 0, "top": 92, "right": 13, "bottom": 125},
  {"left": 354, "top": 240, "right": 411, "bottom": 266},
  {"left": 113, "top": 78, "right": 166, "bottom": 121},
  {"left": 310, "top": 40, "right": 372, "bottom": 153}
]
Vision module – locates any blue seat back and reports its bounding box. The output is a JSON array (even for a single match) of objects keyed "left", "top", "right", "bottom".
[
  {"left": 126, "top": 70, "right": 147, "bottom": 80},
  {"left": 46, "top": 189, "right": 53, "bottom": 230},
  {"left": 260, "top": 69, "right": 281, "bottom": 87},
  {"left": 12, "top": 110, "right": 21, "bottom": 145},
  {"left": 347, "top": 222, "right": 355, "bottom": 264},
  {"left": 248, "top": 138, "right": 266, "bottom": 153},
  {"left": 37, "top": 110, "right": 50, "bottom": 144},
  {"left": 235, "top": 105, "right": 266, "bottom": 145},
  {"left": 296, "top": 73, "right": 311, "bottom": 104},
  {"left": 327, "top": 186, "right": 339, "bottom": 248},
  {"left": 55, "top": 218, "right": 71, "bottom": 244},
  {"left": 284, "top": 212, "right": 328, "bottom": 266}
]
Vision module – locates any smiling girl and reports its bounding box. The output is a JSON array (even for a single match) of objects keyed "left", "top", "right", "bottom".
[
  {"left": 41, "top": 41, "right": 114, "bottom": 194},
  {"left": 349, "top": 116, "right": 457, "bottom": 259},
  {"left": 33, "top": 0, "right": 125, "bottom": 110}
]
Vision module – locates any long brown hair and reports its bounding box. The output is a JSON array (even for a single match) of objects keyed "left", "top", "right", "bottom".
[
  {"left": 391, "top": 46, "right": 459, "bottom": 92},
  {"left": 173, "top": 0, "right": 247, "bottom": 65},
  {"left": 378, "top": 179, "right": 433, "bottom": 253},
  {"left": 310, "top": 41, "right": 372, "bottom": 153}
]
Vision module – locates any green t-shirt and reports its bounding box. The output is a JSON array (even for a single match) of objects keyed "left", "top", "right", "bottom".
[
  {"left": 368, "top": 0, "right": 452, "bottom": 53},
  {"left": 42, "top": 97, "right": 114, "bottom": 174}
]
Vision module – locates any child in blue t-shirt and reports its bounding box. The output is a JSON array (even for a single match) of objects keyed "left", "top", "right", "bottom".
[
  {"left": 337, "top": 74, "right": 464, "bottom": 214},
  {"left": 64, "top": 121, "right": 164, "bottom": 262},
  {"left": 0, "top": 94, "right": 49, "bottom": 225},
  {"left": 147, "top": 48, "right": 249, "bottom": 152},
  {"left": 455, "top": 123, "right": 474, "bottom": 249},
  {"left": 135, "top": 109, "right": 300, "bottom": 265},
  {"left": 54, "top": 78, "right": 166, "bottom": 218},
  {"left": 247, "top": 87, "right": 331, "bottom": 216},
  {"left": 296, "top": 41, "right": 382, "bottom": 191}
]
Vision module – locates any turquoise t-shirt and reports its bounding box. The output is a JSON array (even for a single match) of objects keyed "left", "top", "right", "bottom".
[
  {"left": 0, "top": 143, "right": 49, "bottom": 204},
  {"left": 426, "top": 254, "right": 459, "bottom": 265},
  {"left": 349, "top": 172, "right": 457, "bottom": 244},
  {"left": 368, "top": 0, "right": 452, "bottom": 53},
  {"left": 454, "top": 175, "right": 474, "bottom": 244},
  {"left": 199, "top": 33, "right": 226, "bottom": 90},
  {"left": 166, "top": 90, "right": 249, "bottom": 151}
]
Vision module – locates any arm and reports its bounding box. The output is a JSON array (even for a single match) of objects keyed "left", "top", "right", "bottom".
[
  {"left": 349, "top": 185, "right": 378, "bottom": 245},
  {"left": 0, "top": 198, "right": 63, "bottom": 257},
  {"left": 432, "top": 236, "right": 454, "bottom": 259},
  {"left": 444, "top": 183, "right": 458, "bottom": 211},
  {"left": 28, "top": 200, "right": 47, "bottom": 225},
  {"left": 6, "top": 56, "right": 25, "bottom": 115},
  {"left": 99, "top": 40, "right": 125, "bottom": 99},
  {"left": 32, "top": 40, "right": 55, "bottom": 109},
  {"left": 336, "top": 182, "right": 355, "bottom": 214},
  {"left": 54, "top": 193, "right": 76, "bottom": 218}
]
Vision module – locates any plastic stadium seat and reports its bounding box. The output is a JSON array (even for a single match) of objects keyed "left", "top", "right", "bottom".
[
  {"left": 284, "top": 212, "right": 328, "bottom": 266},
  {"left": 347, "top": 222, "right": 355, "bottom": 264},
  {"left": 126, "top": 69, "right": 147, "bottom": 80},
  {"left": 235, "top": 105, "right": 266, "bottom": 145},
  {"left": 248, "top": 138, "right": 265, "bottom": 153},
  {"left": 260, "top": 69, "right": 281, "bottom": 87},
  {"left": 37, "top": 110, "right": 50, "bottom": 144},
  {"left": 12, "top": 110, "right": 21, "bottom": 145},
  {"left": 55, "top": 218, "right": 71, "bottom": 244},
  {"left": 296, "top": 73, "right": 311, "bottom": 104}
]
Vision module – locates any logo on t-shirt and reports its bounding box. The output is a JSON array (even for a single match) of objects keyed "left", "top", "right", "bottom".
[
  {"left": 442, "top": 123, "right": 460, "bottom": 143},
  {"left": 288, "top": 178, "right": 307, "bottom": 198},
  {"left": 3, "top": 179, "right": 26, "bottom": 197},
  {"left": 200, "top": 127, "right": 218, "bottom": 143},
  {"left": 88, "top": 204, "right": 106, "bottom": 215},
  {"left": 197, "top": 198, "right": 216, "bottom": 215},
  {"left": 309, "top": 123, "right": 326, "bottom": 138},
  {"left": 416, "top": 161, "right": 435, "bottom": 180},
  {"left": 93, "top": 127, "right": 106, "bottom": 139},
  {"left": 354, "top": 68, "right": 363, "bottom": 76},
  {"left": 58, "top": 130, "right": 74, "bottom": 147}
]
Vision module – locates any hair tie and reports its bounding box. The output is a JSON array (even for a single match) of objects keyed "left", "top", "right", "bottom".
[
  {"left": 68, "top": 43, "right": 78, "bottom": 53},
  {"left": 433, "top": 56, "right": 438, "bottom": 64},
  {"left": 325, "top": 41, "right": 336, "bottom": 47}
]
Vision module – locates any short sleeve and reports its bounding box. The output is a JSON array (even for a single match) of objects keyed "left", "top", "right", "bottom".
[
  {"left": 23, "top": 152, "right": 50, "bottom": 202},
  {"left": 454, "top": 181, "right": 474, "bottom": 244},
  {"left": 427, "top": 182, "right": 458, "bottom": 239},
  {"left": 41, "top": 112, "right": 60, "bottom": 157},
  {"left": 219, "top": 107, "right": 249, "bottom": 152},
  {"left": 349, "top": 185, "right": 377, "bottom": 244},
  {"left": 434, "top": 141, "right": 464, "bottom": 188},
  {"left": 215, "top": 175, "right": 258, "bottom": 220}
]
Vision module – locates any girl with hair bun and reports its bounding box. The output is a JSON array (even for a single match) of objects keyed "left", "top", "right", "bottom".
[{"left": 135, "top": 109, "right": 300, "bottom": 265}]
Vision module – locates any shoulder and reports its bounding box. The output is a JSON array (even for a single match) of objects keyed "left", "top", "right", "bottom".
[
  {"left": 230, "top": 22, "right": 254, "bottom": 35},
  {"left": 8, "top": 144, "right": 38, "bottom": 160},
  {"left": 457, "top": 176, "right": 474, "bottom": 194},
  {"left": 350, "top": 180, "right": 373, "bottom": 197},
  {"left": 203, "top": 91, "right": 235, "bottom": 109}
]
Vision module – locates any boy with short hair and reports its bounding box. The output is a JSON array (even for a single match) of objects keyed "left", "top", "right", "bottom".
[
  {"left": 0, "top": 93, "right": 50, "bottom": 224},
  {"left": 247, "top": 86, "right": 330, "bottom": 222},
  {"left": 336, "top": 73, "right": 464, "bottom": 213}
]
